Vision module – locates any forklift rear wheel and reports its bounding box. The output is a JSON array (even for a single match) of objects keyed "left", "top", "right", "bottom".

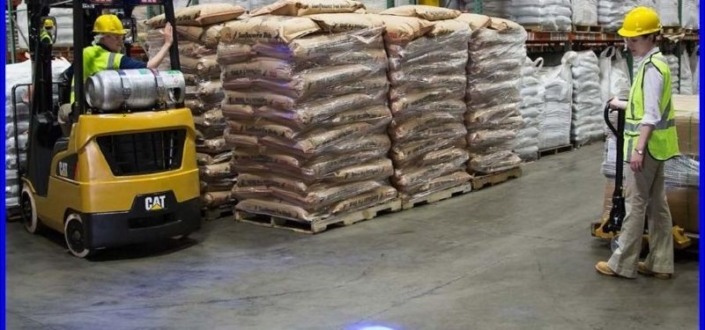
[
  {"left": 64, "top": 213, "right": 94, "bottom": 258},
  {"left": 20, "top": 186, "right": 42, "bottom": 234}
]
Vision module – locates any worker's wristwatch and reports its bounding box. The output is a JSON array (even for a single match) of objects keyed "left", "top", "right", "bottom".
[{"left": 634, "top": 148, "right": 644, "bottom": 155}]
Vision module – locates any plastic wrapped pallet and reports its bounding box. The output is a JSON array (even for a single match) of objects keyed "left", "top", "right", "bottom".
[
  {"left": 458, "top": 14, "right": 525, "bottom": 173},
  {"left": 681, "top": 0, "right": 699, "bottom": 30},
  {"left": 221, "top": 14, "right": 400, "bottom": 221},
  {"left": 564, "top": 51, "right": 604, "bottom": 145},
  {"left": 375, "top": 9, "right": 472, "bottom": 198},
  {"left": 571, "top": 0, "right": 598, "bottom": 26},
  {"left": 538, "top": 61, "right": 572, "bottom": 150},
  {"left": 654, "top": 0, "right": 679, "bottom": 27},
  {"left": 508, "top": 0, "right": 572, "bottom": 32},
  {"left": 5, "top": 59, "right": 71, "bottom": 207},
  {"left": 513, "top": 57, "right": 543, "bottom": 161}
]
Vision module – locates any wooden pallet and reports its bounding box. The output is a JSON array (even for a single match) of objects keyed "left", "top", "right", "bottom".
[
  {"left": 538, "top": 144, "right": 574, "bottom": 158},
  {"left": 235, "top": 199, "right": 402, "bottom": 234},
  {"left": 401, "top": 183, "right": 473, "bottom": 210},
  {"left": 572, "top": 136, "right": 605, "bottom": 149},
  {"left": 201, "top": 204, "right": 235, "bottom": 221},
  {"left": 470, "top": 167, "right": 523, "bottom": 190},
  {"left": 572, "top": 25, "right": 603, "bottom": 33}
]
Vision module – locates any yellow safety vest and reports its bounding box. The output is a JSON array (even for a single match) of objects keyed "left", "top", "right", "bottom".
[
  {"left": 40, "top": 29, "right": 53, "bottom": 44},
  {"left": 624, "top": 51, "right": 679, "bottom": 162},
  {"left": 70, "top": 45, "right": 122, "bottom": 103}
]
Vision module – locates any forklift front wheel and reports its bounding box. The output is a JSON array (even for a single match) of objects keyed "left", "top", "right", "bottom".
[
  {"left": 20, "top": 186, "right": 42, "bottom": 234},
  {"left": 64, "top": 213, "right": 94, "bottom": 258}
]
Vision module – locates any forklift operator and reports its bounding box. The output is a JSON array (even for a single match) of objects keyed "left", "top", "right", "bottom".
[
  {"left": 58, "top": 14, "right": 173, "bottom": 133},
  {"left": 41, "top": 19, "right": 54, "bottom": 44}
]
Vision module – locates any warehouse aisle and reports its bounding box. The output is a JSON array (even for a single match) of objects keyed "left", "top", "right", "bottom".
[{"left": 7, "top": 143, "right": 698, "bottom": 330}]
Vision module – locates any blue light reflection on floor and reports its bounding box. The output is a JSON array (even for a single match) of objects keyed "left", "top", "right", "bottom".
[{"left": 346, "top": 322, "right": 401, "bottom": 330}]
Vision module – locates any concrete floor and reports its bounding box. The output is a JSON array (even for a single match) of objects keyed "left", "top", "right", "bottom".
[{"left": 7, "top": 143, "right": 698, "bottom": 330}]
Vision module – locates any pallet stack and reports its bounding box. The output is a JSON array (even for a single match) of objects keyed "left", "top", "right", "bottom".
[
  {"left": 458, "top": 14, "right": 525, "bottom": 175},
  {"left": 377, "top": 6, "right": 472, "bottom": 203},
  {"left": 145, "top": 3, "right": 246, "bottom": 216},
  {"left": 220, "top": 3, "right": 400, "bottom": 231},
  {"left": 514, "top": 56, "right": 544, "bottom": 161},
  {"left": 564, "top": 50, "right": 604, "bottom": 147}
]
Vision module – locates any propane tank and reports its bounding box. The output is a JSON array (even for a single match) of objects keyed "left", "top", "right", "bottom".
[{"left": 85, "top": 69, "right": 185, "bottom": 111}]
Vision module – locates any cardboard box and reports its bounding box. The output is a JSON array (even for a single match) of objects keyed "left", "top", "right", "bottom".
[
  {"left": 601, "top": 179, "right": 699, "bottom": 234},
  {"left": 673, "top": 95, "right": 699, "bottom": 158}
]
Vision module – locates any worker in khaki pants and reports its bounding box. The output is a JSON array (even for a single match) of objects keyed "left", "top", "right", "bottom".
[{"left": 595, "top": 7, "right": 680, "bottom": 279}]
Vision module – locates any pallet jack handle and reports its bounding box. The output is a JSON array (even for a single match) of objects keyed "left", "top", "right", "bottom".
[{"left": 603, "top": 101, "right": 626, "bottom": 233}]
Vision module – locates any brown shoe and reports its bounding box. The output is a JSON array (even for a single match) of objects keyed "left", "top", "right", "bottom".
[
  {"left": 595, "top": 261, "right": 618, "bottom": 277},
  {"left": 637, "top": 262, "right": 672, "bottom": 279}
]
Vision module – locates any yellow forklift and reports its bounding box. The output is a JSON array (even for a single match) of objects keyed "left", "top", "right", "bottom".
[
  {"left": 18, "top": 0, "right": 200, "bottom": 258},
  {"left": 591, "top": 103, "right": 692, "bottom": 251}
]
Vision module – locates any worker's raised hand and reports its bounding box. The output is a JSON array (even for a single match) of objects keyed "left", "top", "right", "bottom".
[{"left": 163, "top": 22, "right": 174, "bottom": 46}]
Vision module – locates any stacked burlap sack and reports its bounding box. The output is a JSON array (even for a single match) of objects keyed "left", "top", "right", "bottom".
[
  {"left": 220, "top": 1, "right": 399, "bottom": 221},
  {"left": 597, "top": 0, "right": 625, "bottom": 32},
  {"left": 537, "top": 60, "right": 572, "bottom": 149},
  {"left": 145, "top": 3, "right": 246, "bottom": 209},
  {"left": 564, "top": 51, "right": 604, "bottom": 145},
  {"left": 513, "top": 57, "right": 544, "bottom": 161},
  {"left": 458, "top": 14, "right": 525, "bottom": 173},
  {"left": 376, "top": 6, "right": 472, "bottom": 199}
]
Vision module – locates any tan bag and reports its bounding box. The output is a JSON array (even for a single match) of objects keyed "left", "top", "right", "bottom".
[
  {"left": 197, "top": 80, "right": 224, "bottom": 104},
  {"left": 330, "top": 185, "right": 397, "bottom": 214},
  {"left": 176, "top": 26, "right": 205, "bottom": 43},
  {"left": 197, "top": 153, "right": 213, "bottom": 165},
  {"left": 200, "top": 24, "right": 224, "bottom": 48},
  {"left": 391, "top": 137, "right": 465, "bottom": 167},
  {"left": 308, "top": 13, "right": 384, "bottom": 32},
  {"left": 201, "top": 191, "right": 234, "bottom": 208},
  {"left": 250, "top": 0, "right": 366, "bottom": 17},
  {"left": 197, "top": 137, "right": 228, "bottom": 154},
  {"left": 455, "top": 13, "right": 491, "bottom": 31},
  {"left": 380, "top": 5, "right": 460, "bottom": 21},
  {"left": 200, "top": 162, "right": 233, "bottom": 180},
  {"left": 236, "top": 198, "right": 319, "bottom": 221},
  {"left": 389, "top": 112, "right": 462, "bottom": 142},
  {"left": 146, "top": 4, "right": 246, "bottom": 28},
  {"left": 179, "top": 41, "right": 216, "bottom": 58},
  {"left": 400, "top": 171, "right": 470, "bottom": 198},
  {"left": 270, "top": 180, "right": 384, "bottom": 211},
  {"left": 216, "top": 43, "right": 254, "bottom": 65},
  {"left": 376, "top": 15, "right": 434, "bottom": 42},
  {"left": 220, "top": 16, "right": 320, "bottom": 44}
]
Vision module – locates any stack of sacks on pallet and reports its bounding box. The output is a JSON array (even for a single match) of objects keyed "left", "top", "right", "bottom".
[
  {"left": 679, "top": 50, "right": 693, "bottom": 94},
  {"left": 473, "top": 0, "right": 511, "bottom": 19},
  {"left": 654, "top": 0, "right": 679, "bottom": 27},
  {"left": 508, "top": 0, "right": 572, "bottom": 32},
  {"left": 681, "top": 0, "right": 699, "bottom": 30},
  {"left": 597, "top": 0, "right": 625, "bottom": 32},
  {"left": 537, "top": 59, "right": 572, "bottom": 150},
  {"left": 601, "top": 95, "right": 699, "bottom": 234},
  {"left": 564, "top": 51, "right": 604, "bottom": 145},
  {"left": 4, "top": 59, "right": 71, "bottom": 207},
  {"left": 376, "top": 6, "right": 471, "bottom": 198},
  {"left": 145, "top": 3, "right": 246, "bottom": 210},
  {"left": 457, "top": 14, "right": 525, "bottom": 173},
  {"left": 571, "top": 0, "right": 598, "bottom": 26},
  {"left": 513, "top": 57, "right": 544, "bottom": 161},
  {"left": 664, "top": 54, "right": 680, "bottom": 96},
  {"left": 220, "top": 3, "right": 399, "bottom": 221}
]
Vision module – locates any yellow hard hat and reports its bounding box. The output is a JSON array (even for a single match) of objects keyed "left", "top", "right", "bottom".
[
  {"left": 93, "top": 14, "right": 127, "bottom": 35},
  {"left": 618, "top": 6, "right": 662, "bottom": 37},
  {"left": 43, "top": 19, "right": 54, "bottom": 28}
]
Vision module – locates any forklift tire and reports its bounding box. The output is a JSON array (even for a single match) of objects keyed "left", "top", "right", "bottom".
[
  {"left": 20, "top": 186, "right": 43, "bottom": 234},
  {"left": 64, "top": 213, "right": 94, "bottom": 258}
]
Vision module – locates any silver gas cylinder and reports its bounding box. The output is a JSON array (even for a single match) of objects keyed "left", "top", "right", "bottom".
[{"left": 85, "top": 69, "right": 185, "bottom": 111}]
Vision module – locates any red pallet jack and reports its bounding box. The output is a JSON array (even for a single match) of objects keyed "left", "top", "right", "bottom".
[{"left": 591, "top": 102, "right": 692, "bottom": 251}]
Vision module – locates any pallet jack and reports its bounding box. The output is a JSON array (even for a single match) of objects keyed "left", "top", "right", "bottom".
[{"left": 591, "top": 102, "right": 692, "bottom": 250}]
